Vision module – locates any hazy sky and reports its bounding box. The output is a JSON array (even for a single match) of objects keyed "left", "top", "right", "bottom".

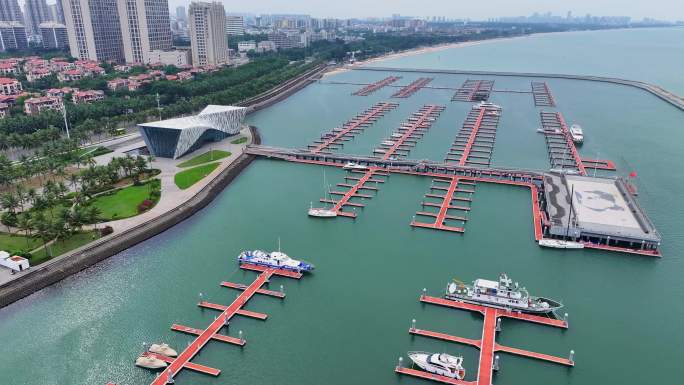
[{"left": 165, "top": 0, "right": 684, "bottom": 21}]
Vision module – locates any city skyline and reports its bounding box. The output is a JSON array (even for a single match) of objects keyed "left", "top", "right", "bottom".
[{"left": 163, "top": 0, "right": 683, "bottom": 21}]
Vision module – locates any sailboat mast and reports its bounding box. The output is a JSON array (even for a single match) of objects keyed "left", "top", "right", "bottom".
[{"left": 565, "top": 184, "right": 575, "bottom": 239}]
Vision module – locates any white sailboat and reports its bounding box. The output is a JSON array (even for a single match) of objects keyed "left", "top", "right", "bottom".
[{"left": 308, "top": 170, "right": 337, "bottom": 218}]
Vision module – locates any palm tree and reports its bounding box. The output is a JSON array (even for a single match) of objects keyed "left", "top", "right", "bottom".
[
  {"left": 1, "top": 192, "right": 19, "bottom": 214},
  {"left": 68, "top": 173, "right": 80, "bottom": 191},
  {"left": 16, "top": 214, "right": 33, "bottom": 248},
  {"left": 32, "top": 212, "right": 54, "bottom": 257}
]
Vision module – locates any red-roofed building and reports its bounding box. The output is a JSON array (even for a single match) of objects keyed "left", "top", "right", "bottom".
[
  {"left": 0, "top": 78, "right": 22, "bottom": 95},
  {"left": 0, "top": 102, "right": 9, "bottom": 118},
  {"left": 58, "top": 69, "right": 85, "bottom": 82},
  {"left": 177, "top": 71, "right": 193, "bottom": 81},
  {"left": 107, "top": 78, "right": 129, "bottom": 91},
  {"left": 26, "top": 68, "right": 52, "bottom": 82},
  {"left": 72, "top": 90, "right": 104, "bottom": 104},
  {"left": 46, "top": 87, "right": 78, "bottom": 98},
  {"left": 50, "top": 60, "right": 74, "bottom": 72},
  {"left": 24, "top": 96, "right": 63, "bottom": 115},
  {"left": 0, "top": 62, "right": 18, "bottom": 76},
  {"left": 165, "top": 75, "right": 178, "bottom": 81}
]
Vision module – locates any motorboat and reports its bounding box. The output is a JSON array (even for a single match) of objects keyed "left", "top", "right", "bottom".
[
  {"left": 148, "top": 343, "right": 177, "bottom": 357},
  {"left": 539, "top": 238, "right": 584, "bottom": 249},
  {"left": 408, "top": 351, "right": 466, "bottom": 379},
  {"left": 473, "top": 101, "right": 502, "bottom": 110},
  {"left": 135, "top": 354, "right": 167, "bottom": 370},
  {"left": 343, "top": 162, "right": 368, "bottom": 171},
  {"left": 238, "top": 249, "right": 315, "bottom": 272},
  {"left": 569, "top": 124, "right": 584, "bottom": 144},
  {"left": 445, "top": 273, "right": 563, "bottom": 314},
  {"left": 308, "top": 202, "right": 337, "bottom": 218},
  {"left": 391, "top": 133, "right": 403, "bottom": 138},
  {"left": 381, "top": 140, "right": 395, "bottom": 146}
]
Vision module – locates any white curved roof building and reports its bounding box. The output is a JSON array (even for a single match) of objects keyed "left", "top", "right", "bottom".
[{"left": 138, "top": 105, "right": 247, "bottom": 159}]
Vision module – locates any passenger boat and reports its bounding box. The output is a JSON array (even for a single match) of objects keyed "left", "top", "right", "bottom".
[
  {"left": 539, "top": 238, "right": 584, "bottom": 249},
  {"left": 238, "top": 249, "right": 315, "bottom": 272},
  {"left": 343, "top": 162, "right": 368, "bottom": 171},
  {"left": 135, "top": 354, "right": 167, "bottom": 370},
  {"left": 408, "top": 351, "right": 466, "bottom": 380},
  {"left": 148, "top": 343, "right": 177, "bottom": 357},
  {"left": 569, "top": 124, "right": 584, "bottom": 144},
  {"left": 445, "top": 273, "right": 562, "bottom": 314},
  {"left": 308, "top": 202, "right": 337, "bottom": 218}
]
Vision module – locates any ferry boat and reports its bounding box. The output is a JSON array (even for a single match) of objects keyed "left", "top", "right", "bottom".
[
  {"left": 473, "top": 101, "right": 502, "bottom": 110},
  {"left": 135, "top": 354, "right": 167, "bottom": 370},
  {"left": 343, "top": 162, "right": 368, "bottom": 171},
  {"left": 569, "top": 124, "right": 584, "bottom": 144},
  {"left": 238, "top": 249, "right": 315, "bottom": 272},
  {"left": 148, "top": 343, "right": 177, "bottom": 357},
  {"left": 308, "top": 202, "right": 337, "bottom": 218},
  {"left": 408, "top": 351, "right": 466, "bottom": 380},
  {"left": 445, "top": 273, "right": 562, "bottom": 314},
  {"left": 539, "top": 238, "right": 584, "bottom": 249}
]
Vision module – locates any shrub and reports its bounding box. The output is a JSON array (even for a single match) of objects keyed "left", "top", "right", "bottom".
[{"left": 100, "top": 226, "right": 114, "bottom": 236}]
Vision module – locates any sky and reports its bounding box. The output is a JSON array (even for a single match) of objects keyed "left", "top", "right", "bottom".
[{"left": 165, "top": 0, "right": 684, "bottom": 21}]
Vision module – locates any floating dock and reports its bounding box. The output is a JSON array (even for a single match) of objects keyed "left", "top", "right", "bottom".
[
  {"left": 308, "top": 102, "right": 398, "bottom": 154},
  {"left": 539, "top": 111, "right": 586, "bottom": 174},
  {"left": 446, "top": 105, "right": 502, "bottom": 167},
  {"left": 395, "top": 293, "right": 573, "bottom": 385},
  {"left": 392, "top": 77, "right": 434, "bottom": 98},
  {"left": 411, "top": 176, "right": 474, "bottom": 233},
  {"left": 531, "top": 81, "right": 556, "bottom": 107},
  {"left": 144, "top": 264, "right": 303, "bottom": 385},
  {"left": 352, "top": 76, "right": 402, "bottom": 96},
  {"left": 452, "top": 80, "right": 495, "bottom": 102},
  {"left": 374, "top": 105, "right": 446, "bottom": 160},
  {"left": 319, "top": 167, "right": 390, "bottom": 218}
]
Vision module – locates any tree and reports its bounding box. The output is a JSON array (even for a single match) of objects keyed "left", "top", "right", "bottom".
[
  {"left": 32, "top": 212, "right": 54, "bottom": 257},
  {"left": 1, "top": 192, "right": 19, "bottom": 214},
  {"left": 16, "top": 213, "right": 33, "bottom": 247}
]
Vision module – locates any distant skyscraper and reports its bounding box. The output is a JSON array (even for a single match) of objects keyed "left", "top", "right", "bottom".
[
  {"left": 0, "top": 20, "right": 28, "bottom": 51},
  {"left": 175, "top": 6, "right": 186, "bottom": 21},
  {"left": 225, "top": 15, "right": 244, "bottom": 36},
  {"left": 188, "top": 2, "right": 228, "bottom": 66},
  {"left": 117, "top": 0, "right": 172, "bottom": 63},
  {"left": 0, "top": 0, "right": 22, "bottom": 22},
  {"left": 24, "top": 0, "right": 51, "bottom": 36},
  {"left": 48, "top": 1, "right": 66, "bottom": 23},
  {"left": 40, "top": 21, "right": 68, "bottom": 49},
  {"left": 61, "top": 0, "right": 124, "bottom": 62}
]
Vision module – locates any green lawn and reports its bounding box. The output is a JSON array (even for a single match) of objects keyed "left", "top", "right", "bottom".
[
  {"left": 177, "top": 150, "right": 231, "bottom": 168},
  {"left": 174, "top": 163, "right": 220, "bottom": 190},
  {"left": 0, "top": 232, "right": 42, "bottom": 253},
  {"left": 231, "top": 137, "right": 248, "bottom": 145},
  {"left": 76, "top": 146, "right": 112, "bottom": 158},
  {"left": 31, "top": 231, "right": 101, "bottom": 265},
  {"left": 88, "top": 180, "right": 160, "bottom": 221}
]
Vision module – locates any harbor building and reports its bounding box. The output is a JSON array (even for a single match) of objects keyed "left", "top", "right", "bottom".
[
  {"left": 117, "top": 0, "right": 172, "bottom": 64},
  {"left": 138, "top": 105, "right": 246, "bottom": 159},
  {"left": 39, "top": 21, "right": 68, "bottom": 49},
  {"left": 188, "top": 1, "right": 228, "bottom": 66},
  {"left": 61, "top": 0, "right": 125, "bottom": 63},
  {"left": 24, "top": 0, "right": 51, "bottom": 37}
]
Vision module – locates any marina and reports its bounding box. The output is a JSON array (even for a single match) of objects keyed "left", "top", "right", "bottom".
[
  {"left": 352, "top": 75, "right": 402, "bottom": 96},
  {"left": 391, "top": 77, "right": 434, "bottom": 98},
  {"left": 531, "top": 81, "right": 557, "bottom": 107},
  {"left": 452, "top": 79, "right": 496, "bottom": 102},
  {"left": 445, "top": 103, "right": 502, "bottom": 167}
]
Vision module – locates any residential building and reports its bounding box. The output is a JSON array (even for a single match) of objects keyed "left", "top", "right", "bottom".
[
  {"left": 237, "top": 40, "right": 255, "bottom": 52},
  {"left": 39, "top": 21, "right": 68, "bottom": 49},
  {"left": 26, "top": 67, "right": 51, "bottom": 81},
  {"left": 57, "top": 68, "right": 83, "bottom": 81},
  {"left": 175, "top": 6, "right": 185, "bottom": 21},
  {"left": 46, "top": 86, "right": 76, "bottom": 97},
  {"left": 117, "top": 0, "right": 172, "bottom": 64},
  {"left": 107, "top": 78, "right": 128, "bottom": 90},
  {"left": 0, "top": 102, "right": 9, "bottom": 117},
  {"left": 256, "top": 40, "right": 276, "bottom": 52},
  {"left": 0, "top": 61, "right": 18, "bottom": 75},
  {"left": 24, "top": 0, "right": 51, "bottom": 37},
  {"left": 0, "top": 77, "right": 21, "bottom": 95},
  {"left": 24, "top": 95, "right": 63, "bottom": 115},
  {"left": 0, "top": 0, "right": 22, "bottom": 22},
  {"left": 0, "top": 20, "right": 27, "bottom": 51},
  {"left": 72, "top": 89, "right": 103, "bottom": 103},
  {"left": 225, "top": 15, "right": 244, "bottom": 35},
  {"left": 145, "top": 49, "right": 189, "bottom": 66},
  {"left": 268, "top": 31, "right": 301, "bottom": 50},
  {"left": 61, "top": 0, "right": 124, "bottom": 62},
  {"left": 188, "top": 2, "right": 228, "bottom": 66}
]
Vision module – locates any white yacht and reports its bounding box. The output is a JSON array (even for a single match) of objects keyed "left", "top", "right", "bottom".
[
  {"left": 539, "top": 238, "right": 584, "bottom": 249},
  {"left": 343, "top": 162, "right": 368, "bottom": 171},
  {"left": 238, "top": 249, "right": 315, "bottom": 272},
  {"left": 569, "top": 124, "right": 584, "bottom": 144},
  {"left": 381, "top": 140, "right": 395, "bottom": 146},
  {"left": 391, "top": 133, "right": 403, "bottom": 139},
  {"left": 445, "top": 273, "right": 562, "bottom": 314},
  {"left": 148, "top": 343, "right": 177, "bottom": 357},
  {"left": 135, "top": 354, "right": 167, "bottom": 370},
  {"left": 408, "top": 351, "right": 466, "bottom": 380},
  {"left": 473, "top": 101, "right": 502, "bottom": 110},
  {"left": 308, "top": 202, "right": 337, "bottom": 218}
]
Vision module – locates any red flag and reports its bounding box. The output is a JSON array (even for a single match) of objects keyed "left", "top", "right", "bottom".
[{"left": 629, "top": 171, "right": 637, "bottom": 178}]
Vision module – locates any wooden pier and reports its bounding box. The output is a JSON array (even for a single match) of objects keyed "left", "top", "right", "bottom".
[
  {"left": 446, "top": 105, "right": 501, "bottom": 167},
  {"left": 396, "top": 294, "right": 573, "bottom": 385},
  {"left": 308, "top": 102, "right": 398, "bottom": 154},
  {"left": 374, "top": 105, "right": 446, "bottom": 160},
  {"left": 452, "top": 80, "right": 495, "bottom": 102},
  {"left": 531, "top": 81, "right": 556, "bottom": 107},
  {"left": 392, "top": 77, "right": 433, "bottom": 98},
  {"left": 352, "top": 76, "right": 401, "bottom": 96}
]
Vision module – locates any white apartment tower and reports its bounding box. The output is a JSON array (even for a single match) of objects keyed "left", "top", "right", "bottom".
[
  {"left": 188, "top": 2, "right": 228, "bottom": 66},
  {"left": 24, "top": 0, "right": 51, "bottom": 36},
  {"left": 117, "top": 0, "right": 172, "bottom": 64},
  {"left": 61, "top": 0, "right": 124, "bottom": 62},
  {"left": 0, "top": 0, "right": 23, "bottom": 22}
]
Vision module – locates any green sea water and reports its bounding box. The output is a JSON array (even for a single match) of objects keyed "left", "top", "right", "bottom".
[{"left": 1, "top": 29, "right": 683, "bottom": 385}]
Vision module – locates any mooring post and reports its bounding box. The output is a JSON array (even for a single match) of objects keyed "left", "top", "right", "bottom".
[
  {"left": 496, "top": 317, "right": 502, "bottom": 332},
  {"left": 564, "top": 312, "right": 569, "bottom": 327},
  {"left": 166, "top": 372, "right": 175, "bottom": 384},
  {"left": 239, "top": 330, "right": 244, "bottom": 344},
  {"left": 569, "top": 350, "right": 575, "bottom": 363},
  {"left": 397, "top": 356, "right": 403, "bottom": 369},
  {"left": 421, "top": 288, "right": 427, "bottom": 299},
  {"left": 280, "top": 284, "right": 284, "bottom": 294},
  {"left": 493, "top": 355, "right": 500, "bottom": 371},
  {"left": 411, "top": 318, "right": 416, "bottom": 331}
]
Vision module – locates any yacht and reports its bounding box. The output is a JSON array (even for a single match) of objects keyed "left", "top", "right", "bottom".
[
  {"left": 343, "top": 162, "right": 368, "bottom": 171},
  {"left": 569, "top": 124, "right": 584, "bottom": 144},
  {"left": 408, "top": 351, "right": 466, "bottom": 380},
  {"left": 238, "top": 249, "right": 315, "bottom": 272},
  {"left": 473, "top": 101, "right": 502, "bottom": 110},
  {"left": 135, "top": 354, "right": 167, "bottom": 370},
  {"left": 391, "top": 133, "right": 403, "bottom": 139},
  {"left": 148, "top": 343, "right": 177, "bottom": 357},
  {"left": 445, "top": 273, "right": 562, "bottom": 314},
  {"left": 539, "top": 238, "right": 584, "bottom": 249},
  {"left": 381, "top": 140, "right": 395, "bottom": 146},
  {"left": 308, "top": 202, "right": 337, "bottom": 218}
]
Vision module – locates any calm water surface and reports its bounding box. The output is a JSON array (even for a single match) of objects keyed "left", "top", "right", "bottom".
[{"left": 1, "top": 29, "right": 683, "bottom": 385}]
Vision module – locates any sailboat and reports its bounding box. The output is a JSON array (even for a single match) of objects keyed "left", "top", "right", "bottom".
[{"left": 308, "top": 170, "right": 337, "bottom": 218}]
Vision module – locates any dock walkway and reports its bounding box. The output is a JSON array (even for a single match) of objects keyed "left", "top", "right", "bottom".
[
  {"left": 452, "top": 80, "right": 495, "bottom": 102},
  {"left": 392, "top": 77, "right": 433, "bottom": 98}
]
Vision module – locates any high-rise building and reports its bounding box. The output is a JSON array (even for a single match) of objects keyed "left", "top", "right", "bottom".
[
  {"left": 48, "top": 2, "right": 65, "bottom": 23},
  {"left": 24, "top": 0, "right": 51, "bottom": 36},
  {"left": 39, "top": 21, "right": 68, "bottom": 49},
  {"left": 0, "top": 20, "right": 28, "bottom": 51},
  {"left": 175, "top": 6, "right": 186, "bottom": 21},
  {"left": 0, "top": 0, "right": 22, "bottom": 22},
  {"left": 225, "top": 15, "right": 244, "bottom": 36},
  {"left": 117, "top": 0, "right": 172, "bottom": 64},
  {"left": 188, "top": 2, "right": 228, "bottom": 66},
  {"left": 61, "top": 0, "right": 124, "bottom": 62}
]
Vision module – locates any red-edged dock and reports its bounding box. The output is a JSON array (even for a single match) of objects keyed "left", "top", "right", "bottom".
[
  {"left": 452, "top": 79, "right": 495, "bottom": 102},
  {"left": 445, "top": 104, "right": 501, "bottom": 167},
  {"left": 376, "top": 105, "right": 446, "bottom": 160},
  {"left": 392, "top": 77, "right": 433, "bottom": 98},
  {"left": 353, "top": 76, "right": 401, "bottom": 96},
  {"left": 411, "top": 176, "right": 472, "bottom": 233},
  {"left": 581, "top": 158, "right": 617, "bottom": 171},
  {"left": 320, "top": 167, "right": 390, "bottom": 218},
  {"left": 539, "top": 111, "right": 587, "bottom": 175},
  {"left": 396, "top": 294, "right": 573, "bottom": 385},
  {"left": 531, "top": 81, "right": 556, "bottom": 107}
]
